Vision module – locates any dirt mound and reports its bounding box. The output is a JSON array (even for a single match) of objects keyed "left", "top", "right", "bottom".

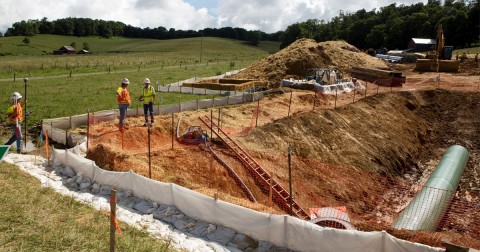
[{"left": 232, "top": 39, "right": 389, "bottom": 85}]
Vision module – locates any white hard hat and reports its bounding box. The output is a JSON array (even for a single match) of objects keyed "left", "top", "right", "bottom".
[
  {"left": 122, "top": 78, "right": 130, "bottom": 85},
  {"left": 11, "top": 92, "right": 22, "bottom": 100},
  {"left": 143, "top": 78, "right": 151, "bottom": 84}
]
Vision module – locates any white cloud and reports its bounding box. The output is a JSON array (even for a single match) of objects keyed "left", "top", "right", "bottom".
[{"left": 0, "top": 0, "right": 427, "bottom": 34}]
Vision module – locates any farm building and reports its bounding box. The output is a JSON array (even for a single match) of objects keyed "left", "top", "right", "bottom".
[
  {"left": 408, "top": 38, "right": 436, "bottom": 52},
  {"left": 53, "top": 46, "right": 76, "bottom": 55}
]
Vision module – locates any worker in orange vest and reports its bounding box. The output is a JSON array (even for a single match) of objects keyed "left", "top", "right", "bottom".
[
  {"left": 116, "top": 78, "right": 131, "bottom": 130},
  {"left": 4, "top": 92, "right": 25, "bottom": 153}
]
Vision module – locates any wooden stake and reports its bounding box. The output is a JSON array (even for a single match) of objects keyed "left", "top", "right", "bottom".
[
  {"left": 171, "top": 113, "right": 174, "bottom": 150},
  {"left": 287, "top": 91, "right": 293, "bottom": 116},
  {"left": 45, "top": 130, "right": 50, "bottom": 167},
  {"left": 255, "top": 100, "right": 260, "bottom": 127},
  {"left": 110, "top": 189, "right": 117, "bottom": 252},
  {"left": 269, "top": 172, "right": 274, "bottom": 207},
  {"left": 121, "top": 127, "right": 124, "bottom": 150},
  {"left": 334, "top": 87, "right": 338, "bottom": 109},
  {"left": 148, "top": 124, "right": 151, "bottom": 179},
  {"left": 364, "top": 80, "right": 368, "bottom": 98},
  {"left": 86, "top": 110, "right": 90, "bottom": 152}
]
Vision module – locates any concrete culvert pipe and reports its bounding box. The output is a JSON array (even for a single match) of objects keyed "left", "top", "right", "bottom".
[{"left": 392, "top": 145, "right": 469, "bottom": 231}]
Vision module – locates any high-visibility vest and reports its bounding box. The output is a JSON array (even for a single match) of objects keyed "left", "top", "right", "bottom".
[
  {"left": 142, "top": 85, "right": 155, "bottom": 103},
  {"left": 7, "top": 104, "right": 23, "bottom": 125},
  {"left": 117, "top": 87, "right": 131, "bottom": 105}
]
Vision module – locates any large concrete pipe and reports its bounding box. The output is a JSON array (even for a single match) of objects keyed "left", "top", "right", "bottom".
[{"left": 392, "top": 145, "right": 469, "bottom": 231}]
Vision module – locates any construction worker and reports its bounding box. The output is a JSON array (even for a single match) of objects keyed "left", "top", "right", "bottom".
[
  {"left": 139, "top": 78, "right": 155, "bottom": 126},
  {"left": 116, "top": 78, "right": 131, "bottom": 130},
  {"left": 3, "top": 92, "right": 25, "bottom": 153}
]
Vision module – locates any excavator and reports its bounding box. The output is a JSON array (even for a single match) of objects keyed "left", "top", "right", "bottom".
[{"left": 414, "top": 24, "right": 459, "bottom": 72}]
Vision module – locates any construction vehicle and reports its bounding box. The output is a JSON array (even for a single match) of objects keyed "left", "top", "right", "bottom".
[{"left": 414, "top": 24, "right": 459, "bottom": 72}]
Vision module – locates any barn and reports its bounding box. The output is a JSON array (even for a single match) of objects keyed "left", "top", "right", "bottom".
[{"left": 53, "top": 46, "right": 76, "bottom": 55}]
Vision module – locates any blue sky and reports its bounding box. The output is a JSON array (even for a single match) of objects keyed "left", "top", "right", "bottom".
[
  {"left": 186, "top": 0, "right": 218, "bottom": 12},
  {"left": 0, "top": 0, "right": 427, "bottom": 34}
]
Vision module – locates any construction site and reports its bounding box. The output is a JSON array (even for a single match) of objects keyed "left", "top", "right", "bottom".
[{"left": 46, "top": 39, "right": 480, "bottom": 250}]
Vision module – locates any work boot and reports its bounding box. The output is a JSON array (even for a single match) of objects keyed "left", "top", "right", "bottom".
[
  {"left": 16, "top": 149, "right": 21, "bottom": 154},
  {"left": 143, "top": 121, "right": 148, "bottom": 127}
]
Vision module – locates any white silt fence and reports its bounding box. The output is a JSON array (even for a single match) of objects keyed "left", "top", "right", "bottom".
[
  {"left": 52, "top": 147, "right": 444, "bottom": 252},
  {"left": 42, "top": 93, "right": 264, "bottom": 146}
]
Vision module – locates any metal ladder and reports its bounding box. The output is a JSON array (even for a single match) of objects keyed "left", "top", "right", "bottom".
[{"left": 199, "top": 115, "right": 309, "bottom": 219}]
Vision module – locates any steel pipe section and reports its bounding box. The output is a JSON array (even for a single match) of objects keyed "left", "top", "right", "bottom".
[{"left": 392, "top": 145, "right": 469, "bottom": 231}]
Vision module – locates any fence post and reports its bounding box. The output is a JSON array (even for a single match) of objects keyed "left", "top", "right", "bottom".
[
  {"left": 334, "top": 87, "right": 338, "bottom": 109},
  {"left": 365, "top": 81, "right": 368, "bottom": 98},
  {"left": 288, "top": 146, "right": 293, "bottom": 216},
  {"left": 196, "top": 99, "right": 199, "bottom": 110}
]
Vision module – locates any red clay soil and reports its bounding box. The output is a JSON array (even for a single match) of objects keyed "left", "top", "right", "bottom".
[{"left": 85, "top": 49, "right": 480, "bottom": 248}]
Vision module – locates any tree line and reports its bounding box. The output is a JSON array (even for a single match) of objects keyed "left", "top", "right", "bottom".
[
  {"left": 3, "top": 17, "right": 273, "bottom": 46},
  {"left": 3, "top": 0, "right": 479, "bottom": 50},
  {"left": 280, "top": 0, "right": 479, "bottom": 50}
]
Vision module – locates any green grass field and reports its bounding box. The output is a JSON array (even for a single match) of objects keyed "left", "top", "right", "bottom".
[
  {"left": 0, "top": 162, "right": 175, "bottom": 251},
  {"left": 0, "top": 35, "right": 280, "bottom": 130}
]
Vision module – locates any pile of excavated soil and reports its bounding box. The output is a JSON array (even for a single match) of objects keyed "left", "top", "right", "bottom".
[{"left": 231, "top": 39, "right": 389, "bottom": 86}]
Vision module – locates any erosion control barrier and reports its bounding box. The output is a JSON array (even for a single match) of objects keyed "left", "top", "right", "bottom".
[
  {"left": 52, "top": 147, "right": 443, "bottom": 252},
  {"left": 392, "top": 145, "right": 469, "bottom": 231},
  {"left": 42, "top": 92, "right": 263, "bottom": 146}
]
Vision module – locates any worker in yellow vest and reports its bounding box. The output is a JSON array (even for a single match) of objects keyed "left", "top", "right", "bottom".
[
  {"left": 138, "top": 78, "right": 156, "bottom": 126},
  {"left": 116, "top": 78, "right": 131, "bottom": 130},
  {"left": 4, "top": 92, "right": 25, "bottom": 153}
]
